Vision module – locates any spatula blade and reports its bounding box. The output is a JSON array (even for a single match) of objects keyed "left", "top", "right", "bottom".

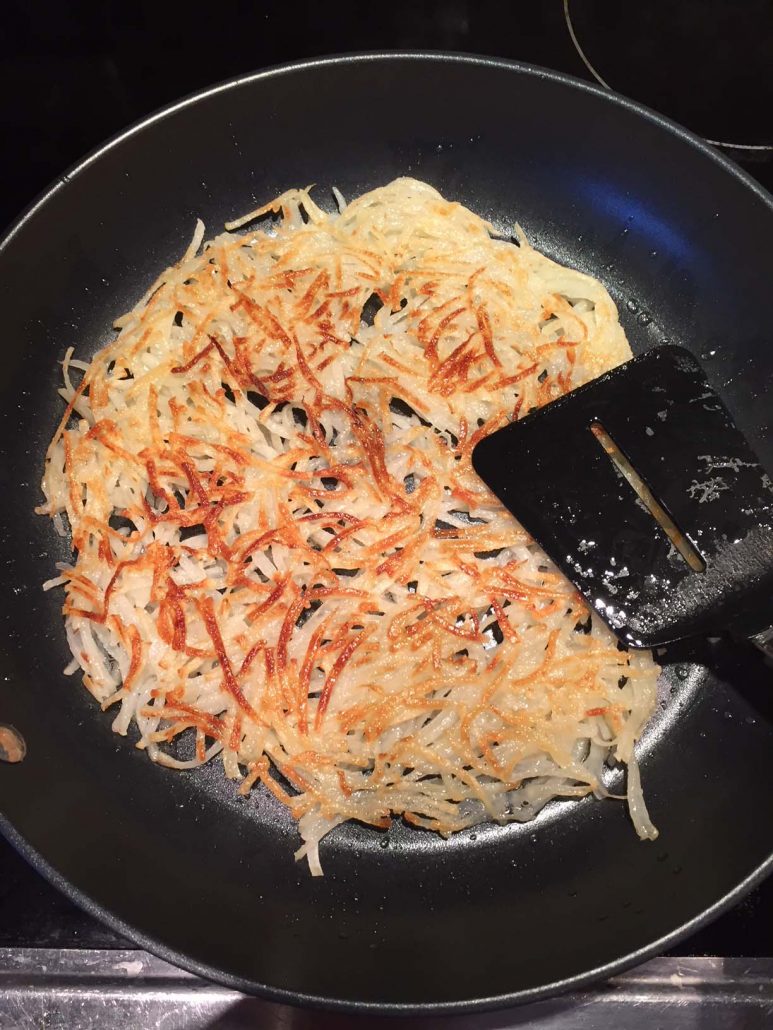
[{"left": 472, "top": 346, "right": 773, "bottom": 648}]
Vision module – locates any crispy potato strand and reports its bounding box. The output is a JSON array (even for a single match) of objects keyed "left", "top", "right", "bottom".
[{"left": 39, "top": 179, "right": 659, "bottom": 874}]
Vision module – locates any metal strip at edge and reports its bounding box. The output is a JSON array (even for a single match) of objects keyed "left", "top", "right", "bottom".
[{"left": 1, "top": 950, "right": 773, "bottom": 1029}]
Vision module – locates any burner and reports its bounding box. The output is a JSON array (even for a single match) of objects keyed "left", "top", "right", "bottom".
[{"left": 565, "top": 0, "right": 773, "bottom": 160}]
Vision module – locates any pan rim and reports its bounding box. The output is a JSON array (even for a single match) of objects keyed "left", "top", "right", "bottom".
[
  {"left": 5, "top": 807, "right": 773, "bottom": 1016},
  {"left": 2, "top": 49, "right": 772, "bottom": 254},
  {"left": 2, "top": 50, "right": 773, "bottom": 1015}
]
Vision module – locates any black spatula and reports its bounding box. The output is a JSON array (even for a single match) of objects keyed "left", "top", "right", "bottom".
[{"left": 472, "top": 345, "right": 773, "bottom": 651}]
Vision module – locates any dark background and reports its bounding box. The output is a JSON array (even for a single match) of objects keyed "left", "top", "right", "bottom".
[
  {"left": 2, "top": 0, "right": 772, "bottom": 232},
  {"left": 2, "top": 0, "right": 772, "bottom": 958}
]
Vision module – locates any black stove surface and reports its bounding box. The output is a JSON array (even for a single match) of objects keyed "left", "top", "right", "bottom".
[{"left": 1, "top": 0, "right": 772, "bottom": 960}]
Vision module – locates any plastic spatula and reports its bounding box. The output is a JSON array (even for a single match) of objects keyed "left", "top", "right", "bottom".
[{"left": 472, "top": 346, "right": 773, "bottom": 651}]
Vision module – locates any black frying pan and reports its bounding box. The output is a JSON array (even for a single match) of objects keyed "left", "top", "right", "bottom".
[{"left": 1, "top": 53, "right": 772, "bottom": 1014}]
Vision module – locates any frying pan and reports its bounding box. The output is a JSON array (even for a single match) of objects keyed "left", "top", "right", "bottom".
[{"left": 1, "top": 53, "right": 772, "bottom": 1014}]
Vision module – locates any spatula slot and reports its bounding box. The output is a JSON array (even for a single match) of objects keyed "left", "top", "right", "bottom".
[{"left": 589, "top": 421, "right": 706, "bottom": 573}]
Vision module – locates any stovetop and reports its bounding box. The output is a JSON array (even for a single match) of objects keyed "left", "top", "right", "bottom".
[{"left": 1, "top": 0, "right": 772, "bottom": 1022}]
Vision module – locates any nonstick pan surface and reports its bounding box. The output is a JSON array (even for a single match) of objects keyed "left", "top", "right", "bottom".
[{"left": 1, "top": 53, "right": 772, "bottom": 1014}]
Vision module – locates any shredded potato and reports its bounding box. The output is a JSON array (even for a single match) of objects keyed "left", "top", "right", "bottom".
[{"left": 38, "top": 178, "right": 659, "bottom": 874}]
